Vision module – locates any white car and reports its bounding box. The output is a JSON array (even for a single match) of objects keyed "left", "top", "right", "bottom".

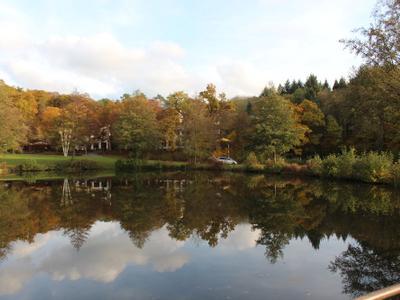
[{"left": 216, "top": 156, "right": 238, "bottom": 165}]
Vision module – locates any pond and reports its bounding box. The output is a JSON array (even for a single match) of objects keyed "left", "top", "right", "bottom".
[{"left": 0, "top": 172, "right": 399, "bottom": 300}]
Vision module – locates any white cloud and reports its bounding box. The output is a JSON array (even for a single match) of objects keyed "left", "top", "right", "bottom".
[
  {"left": 216, "top": 62, "right": 268, "bottom": 96},
  {"left": 0, "top": 29, "right": 192, "bottom": 98},
  {"left": 0, "top": 0, "right": 374, "bottom": 98}
]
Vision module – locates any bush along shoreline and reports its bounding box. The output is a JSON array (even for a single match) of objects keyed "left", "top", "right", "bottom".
[
  {"left": 306, "top": 149, "right": 400, "bottom": 186},
  {"left": 13, "top": 159, "right": 101, "bottom": 173},
  {"left": 5, "top": 149, "right": 400, "bottom": 187},
  {"left": 115, "top": 149, "right": 400, "bottom": 187}
]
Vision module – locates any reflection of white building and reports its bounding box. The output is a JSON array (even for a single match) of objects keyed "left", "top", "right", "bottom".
[
  {"left": 73, "top": 179, "right": 112, "bottom": 202},
  {"left": 157, "top": 179, "right": 189, "bottom": 192}
]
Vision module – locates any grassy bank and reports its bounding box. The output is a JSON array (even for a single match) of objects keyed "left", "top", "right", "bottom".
[
  {"left": 2, "top": 151, "right": 400, "bottom": 188},
  {"left": 0, "top": 153, "right": 121, "bottom": 172}
]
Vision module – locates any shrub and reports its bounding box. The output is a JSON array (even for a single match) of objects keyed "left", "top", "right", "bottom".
[
  {"left": 264, "top": 157, "right": 286, "bottom": 173},
  {"left": 246, "top": 164, "right": 264, "bottom": 172},
  {"left": 115, "top": 159, "right": 141, "bottom": 171},
  {"left": 390, "top": 161, "right": 400, "bottom": 187},
  {"left": 321, "top": 154, "right": 339, "bottom": 177},
  {"left": 352, "top": 152, "right": 392, "bottom": 183},
  {"left": 336, "top": 148, "right": 357, "bottom": 179},
  {"left": 55, "top": 159, "right": 100, "bottom": 172},
  {"left": 244, "top": 152, "right": 260, "bottom": 167},
  {"left": 307, "top": 155, "right": 323, "bottom": 176},
  {"left": 244, "top": 152, "right": 264, "bottom": 171},
  {"left": 17, "top": 160, "right": 43, "bottom": 172},
  {"left": 115, "top": 159, "right": 187, "bottom": 172}
]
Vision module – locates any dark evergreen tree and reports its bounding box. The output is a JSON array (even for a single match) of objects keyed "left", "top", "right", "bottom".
[
  {"left": 283, "top": 80, "right": 291, "bottom": 94},
  {"left": 277, "top": 84, "right": 284, "bottom": 95},
  {"left": 332, "top": 79, "right": 340, "bottom": 90},
  {"left": 304, "top": 74, "right": 320, "bottom": 101},
  {"left": 246, "top": 101, "right": 253, "bottom": 114},
  {"left": 259, "top": 85, "right": 277, "bottom": 97},
  {"left": 290, "top": 80, "right": 298, "bottom": 94},
  {"left": 333, "top": 77, "right": 347, "bottom": 90},
  {"left": 297, "top": 80, "right": 304, "bottom": 89},
  {"left": 338, "top": 77, "right": 347, "bottom": 89},
  {"left": 323, "top": 79, "right": 330, "bottom": 90}
]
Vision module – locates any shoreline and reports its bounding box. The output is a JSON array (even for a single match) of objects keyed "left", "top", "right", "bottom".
[{"left": 1, "top": 155, "right": 397, "bottom": 188}]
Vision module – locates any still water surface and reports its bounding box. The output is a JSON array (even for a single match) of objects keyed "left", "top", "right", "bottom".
[{"left": 0, "top": 172, "right": 399, "bottom": 299}]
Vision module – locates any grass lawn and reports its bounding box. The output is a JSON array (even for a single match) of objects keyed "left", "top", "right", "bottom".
[
  {"left": 0, "top": 153, "right": 122, "bottom": 170},
  {"left": 0, "top": 153, "right": 248, "bottom": 175}
]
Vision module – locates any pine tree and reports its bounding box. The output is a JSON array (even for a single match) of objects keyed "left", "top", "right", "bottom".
[
  {"left": 338, "top": 77, "right": 347, "bottom": 89},
  {"left": 333, "top": 79, "right": 340, "bottom": 90},
  {"left": 290, "top": 80, "right": 298, "bottom": 94},
  {"left": 323, "top": 80, "right": 330, "bottom": 91},
  {"left": 304, "top": 74, "right": 320, "bottom": 101},
  {"left": 246, "top": 101, "right": 253, "bottom": 114},
  {"left": 284, "top": 80, "right": 291, "bottom": 94}
]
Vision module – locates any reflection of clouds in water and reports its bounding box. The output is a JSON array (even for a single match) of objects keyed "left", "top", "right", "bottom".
[
  {"left": 0, "top": 259, "right": 34, "bottom": 295},
  {"left": 0, "top": 233, "right": 51, "bottom": 295},
  {"left": 0, "top": 222, "right": 261, "bottom": 296},
  {"left": 218, "top": 224, "right": 260, "bottom": 251},
  {"left": 12, "top": 233, "right": 51, "bottom": 258},
  {"left": 40, "top": 224, "right": 189, "bottom": 282},
  {"left": 0, "top": 221, "right": 189, "bottom": 295}
]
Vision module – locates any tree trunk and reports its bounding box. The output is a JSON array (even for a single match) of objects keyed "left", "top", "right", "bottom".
[{"left": 59, "top": 129, "right": 72, "bottom": 157}]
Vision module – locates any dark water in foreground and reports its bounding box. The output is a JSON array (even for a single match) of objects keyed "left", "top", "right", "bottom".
[{"left": 0, "top": 172, "right": 399, "bottom": 300}]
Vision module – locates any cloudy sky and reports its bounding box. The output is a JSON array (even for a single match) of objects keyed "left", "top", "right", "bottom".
[{"left": 0, "top": 0, "right": 376, "bottom": 99}]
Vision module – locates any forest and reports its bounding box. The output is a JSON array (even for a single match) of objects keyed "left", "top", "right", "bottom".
[{"left": 0, "top": 1, "right": 399, "bottom": 173}]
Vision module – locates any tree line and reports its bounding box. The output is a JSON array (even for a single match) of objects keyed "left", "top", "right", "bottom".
[{"left": 0, "top": 0, "right": 399, "bottom": 163}]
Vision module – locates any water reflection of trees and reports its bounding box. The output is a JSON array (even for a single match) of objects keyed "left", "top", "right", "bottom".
[
  {"left": 0, "top": 173, "right": 400, "bottom": 295},
  {"left": 329, "top": 242, "right": 400, "bottom": 298}
]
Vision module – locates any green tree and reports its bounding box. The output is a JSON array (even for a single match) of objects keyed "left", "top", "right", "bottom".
[
  {"left": 250, "top": 95, "right": 308, "bottom": 162},
  {"left": 283, "top": 80, "right": 292, "bottom": 94},
  {"left": 322, "top": 115, "right": 342, "bottom": 153},
  {"left": 259, "top": 84, "right": 277, "bottom": 98},
  {"left": 346, "top": 66, "right": 394, "bottom": 151},
  {"left": 304, "top": 74, "right": 321, "bottom": 102},
  {"left": 292, "top": 88, "right": 306, "bottom": 104},
  {"left": 113, "top": 95, "right": 160, "bottom": 159},
  {"left": 322, "top": 79, "right": 330, "bottom": 90}
]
